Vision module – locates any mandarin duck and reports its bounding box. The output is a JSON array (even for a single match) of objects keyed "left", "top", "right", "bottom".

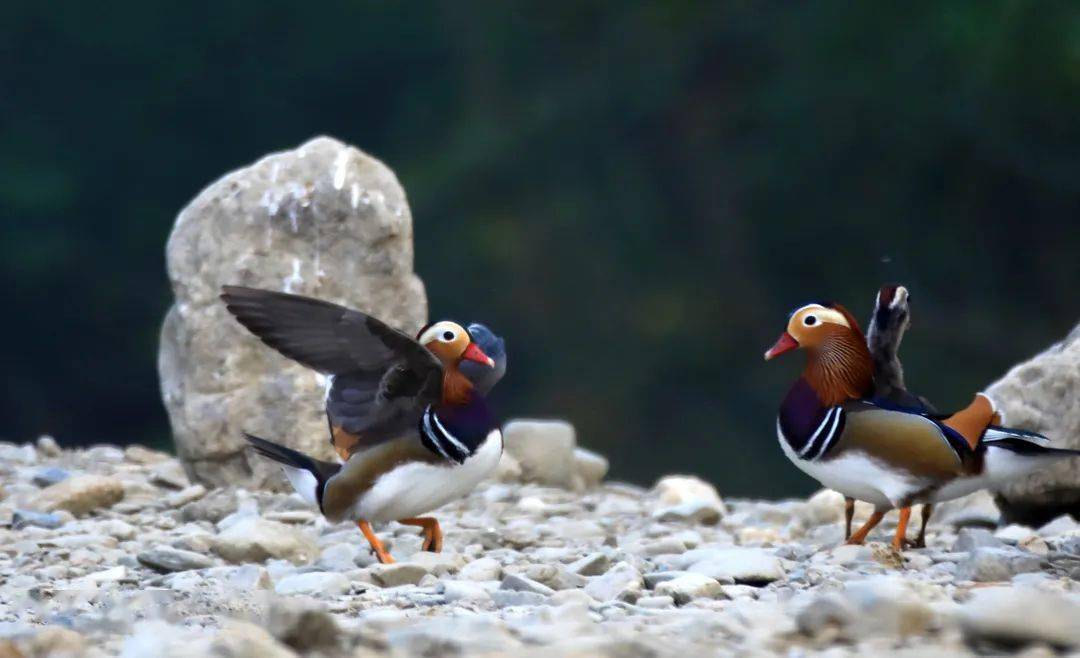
[
  {"left": 765, "top": 301, "right": 1079, "bottom": 550},
  {"left": 221, "top": 286, "right": 506, "bottom": 563}
]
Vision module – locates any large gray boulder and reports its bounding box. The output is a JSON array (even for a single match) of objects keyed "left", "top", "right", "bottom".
[
  {"left": 986, "top": 321, "right": 1080, "bottom": 524},
  {"left": 159, "top": 136, "right": 427, "bottom": 488}
]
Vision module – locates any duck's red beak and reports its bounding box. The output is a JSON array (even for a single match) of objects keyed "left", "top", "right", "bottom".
[
  {"left": 764, "top": 332, "right": 799, "bottom": 361},
  {"left": 462, "top": 342, "right": 495, "bottom": 368}
]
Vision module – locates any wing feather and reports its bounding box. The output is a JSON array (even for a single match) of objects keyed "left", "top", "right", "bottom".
[{"left": 221, "top": 286, "right": 442, "bottom": 450}]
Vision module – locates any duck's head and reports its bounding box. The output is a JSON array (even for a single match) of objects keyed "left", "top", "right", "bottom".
[
  {"left": 458, "top": 323, "right": 506, "bottom": 394},
  {"left": 765, "top": 301, "right": 873, "bottom": 403},
  {"left": 763, "top": 302, "right": 863, "bottom": 361},
  {"left": 418, "top": 321, "right": 495, "bottom": 369}
]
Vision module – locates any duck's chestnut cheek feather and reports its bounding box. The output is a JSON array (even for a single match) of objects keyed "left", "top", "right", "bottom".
[
  {"left": 764, "top": 331, "right": 799, "bottom": 361},
  {"left": 462, "top": 342, "right": 495, "bottom": 368}
]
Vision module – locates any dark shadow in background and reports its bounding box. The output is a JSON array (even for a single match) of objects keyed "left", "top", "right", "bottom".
[{"left": 2, "top": 2, "right": 1078, "bottom": 497}]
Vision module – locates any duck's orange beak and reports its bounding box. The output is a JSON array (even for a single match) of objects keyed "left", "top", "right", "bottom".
[
  {"left": 462, "top": 342, "right": 495, "bottom": 368},
  {"left": 764, "top": 332, "right": 798, "bottom": 361}
]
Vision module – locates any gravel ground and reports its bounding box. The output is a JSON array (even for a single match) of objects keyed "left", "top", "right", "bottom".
[{"left": 1, "top": 438, "right": 1079, "bottom": 657}]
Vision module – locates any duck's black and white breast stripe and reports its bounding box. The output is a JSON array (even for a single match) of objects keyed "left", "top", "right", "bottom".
[
  {"left": 794, "top": 406, "right": 845, "bottom": 462},
  {"left": 420, "top": 406, "right": 474, "bottom": 464}
]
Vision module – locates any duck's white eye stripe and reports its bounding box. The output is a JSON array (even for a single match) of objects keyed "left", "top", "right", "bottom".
[
  {"left": 791, "top": 304, "right": 850, "bottom": 328},
  {"left": 419, "top": 321, "right": 461, "bottom": 345}
]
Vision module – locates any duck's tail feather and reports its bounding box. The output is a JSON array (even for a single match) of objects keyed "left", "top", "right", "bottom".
[
  {"left": 243, "top": 433, "right": 341, "bottom": 507},
  {"left": 981, "top": 427, "right": 1080, "bottom": 487},
  {"left": 982, "top": 425, "right": 1052, "bottom": 446}
]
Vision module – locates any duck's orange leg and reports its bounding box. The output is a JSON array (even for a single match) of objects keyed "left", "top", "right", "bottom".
[
  {"left": 843, "top": 497, "right": 855, "bottom": 540},
  {"left": 357, "top": 520, "right": 395, "bottom": 563},
  {"left": 892, "top": 507, "right": 912, "bottom": 550},
  {"left": 846, "top": 509, "right": 886, "bottom": 545},
  {"left": 943, "top": 394, "right": 996, "bottom": 450},
  {"left": 398, "top": 517, "right": 443, "bottom": 552}
]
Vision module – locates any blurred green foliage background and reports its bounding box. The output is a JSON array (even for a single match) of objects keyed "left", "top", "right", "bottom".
[{"left": 2, "top": 2, "right": 1078, "bottom": 497}]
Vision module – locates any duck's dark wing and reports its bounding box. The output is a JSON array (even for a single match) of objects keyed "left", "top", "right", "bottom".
[{"left": 221, "top": 286, "right": 442, "bottom": 452}]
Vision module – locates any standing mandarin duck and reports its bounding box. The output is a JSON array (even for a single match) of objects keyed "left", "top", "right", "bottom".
[
  {"left": 221, "top": 286, "right": 506, "bottom": 563},
  {"left": 855, "top": 284, "right": 938, "bottom": 547},
  {"left": 765, "top": 301, "right": 1079, "bottom": 550}
]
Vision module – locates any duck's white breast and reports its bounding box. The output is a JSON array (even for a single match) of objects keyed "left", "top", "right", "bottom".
[
  {"left": 351, "top": 429, "right": 503, "bottom": 523},
  {"left": 776, "top": 419, "right": 914, "bottom": 508}
]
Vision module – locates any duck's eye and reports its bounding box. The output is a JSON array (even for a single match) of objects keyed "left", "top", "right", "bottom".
[
  {"left": 441, "top": 331, "right": 455, "bottom": 342},
  {"left": 804, "top": 315, "right": 818, "bottom": 326}
]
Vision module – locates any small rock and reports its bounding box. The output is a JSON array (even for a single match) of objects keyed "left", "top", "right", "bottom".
[
  {"left": 567, "top": 552, "right": 611, "bottom": 577},
  {"left": 1057, "top": 535, "right": 1080, "bottom": 554},
  {"left": 654, "top": 500, "right": 724, "bottom": 525},
  {"left": 960, "top": 587, "right": 1080, "bottom": 651},
  {"left": 549, "top": 589, "right": 594, "bottom": 607},
  {"left": 459, "top": 557, "right": 503, "bottom": 581},
  {"left": 266, "top": 597, "right": 340, "bottom": 652},
  {"left": 214, "top": 565, "right": 273, "bottom": 592},
  {"left": 37, "top": 474, "right": 124, "bottom": 516},
  {"left": 402, "top": 551, "right": 465, "bottom": 576},
  {"left": 263, "top": 510, "right": 318, "bottom": 524},
  {"left": 953, "top": 527, "right": 1005, "bottom": 552},
  {"left": 100, "top": 519, "right": 137, "bottom": 540},
  {"left": 491, "top": 590, "right": 548, "bottom": 608},
  {"left": 583, "top": 561, "right": 643, "bottom": 603},
  {"left": 138, "top": 545, "right": 215, "bottom": 573},
  {"left": 124, "top": 444, "right": 172, "bottom": 464},
  {"left": 795, "top": 593, "right": 855, "bottom": 640},
  {"left": 274, "top": 571, "right": 350, "bottom": 597},
  {"left": 502, "top": 419, "right": 578, "bottom": 488},
  {"left": 31, "top": 466, "right": 70, "bottom": 487},
  {"left": 165, "top": 484, "right": 207, "bottom": 508},
  {"left": 500, "top": 573, "right": 556, "bottom": 596},
  {"left": 652, "top": 475, "right": 725, "bottom": 510},
  {"left": 440, "top": 580, "right": 495, "bottom": 603},
  {"left": 643, "top": 571, "right": 687, "bottom": 588},
  {"left": 574, "top": 447, "right": 609, "bottom": 488},
  {"left": 735, "top": 526, "right": 782, "bottom": 545},
  {"left": 35, "top": 435, "right": 62, "bottom": 457},
  {"left": 212, "top": 517, "right": 318, "bottom": 565},
  {"left": 843, "top": 576, "right": 933, "bottom": 637},
  {"left": 17, "top": 627, "right": 87, "bottom": 657},
  {"left": 801, "top": 489, "right": 846, "bottom": 525},
  {"left": 956, "top": 547, "right": 1044, "bottom": 582},
  {"left": 686, "top": 548, "right": 785, "bottom": 585},
  {"left": 12, "top": 509, "right": 65, "bottom": 530},
  {"left": 1019, "top": 535, "right": 1050, "bottom": 555},
  {"left": 212, "top": 621, "right": 299, "bottom": 658},
  {"left": 654, "top": 573, "right": 723, "bottom": 605},
  {"left": 0, "top": 442, "right": 37, "bottom": 464},
  {"left": 180, "top": 488, "right": 238, "bottom": 523},
  {"left": 369, "top": 562, "right": 429, "bottom": 587},
  {"left": 150, "top": 460, "right": 190, "bottom": 489},
  {"left": 1037, "top": 514, "right": 1080, "bottom": 537},
  {"left": 935, "top": 490, "right": 1000, "bottom": 527},
  {"left": 316, "top": 543, "right": 364, "bottom": 572},
  {"left": 636, "top": 595, "right": 675, "bottom": 609},
  {"left": 78, "top": 565, "right": 131, "bottom": 584},
  {"left": 995, "top": 524, "right": 1036, "bottom": 543},
  {"left": 627, "top": 537, "right": 687, "bottom": 556}
]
